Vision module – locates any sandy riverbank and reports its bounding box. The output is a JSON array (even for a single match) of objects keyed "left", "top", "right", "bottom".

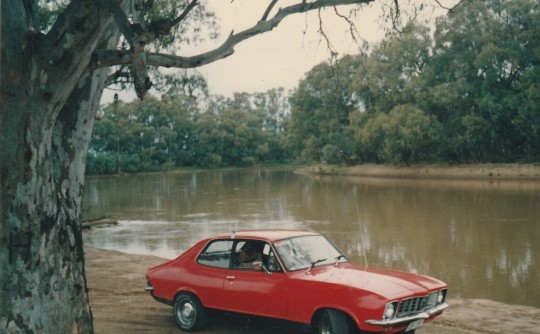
[
  {"left": 299, "top": 163, "right": 540, "bottom": 180},
  {"left": 86, "top": 247, "right": 540, "bottom": 334}
]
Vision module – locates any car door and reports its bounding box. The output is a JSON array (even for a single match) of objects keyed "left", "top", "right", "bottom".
[
  {"left": 193, "top": 239, "right": 233, "bottom": 308},
  {"left": 223, "top": 241, "right": 288, "bottom": 319}
]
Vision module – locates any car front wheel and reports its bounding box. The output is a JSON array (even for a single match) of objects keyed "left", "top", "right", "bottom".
[
  {"left": 316, "top": 309, "right": 351, "bottom": 334},
  {"left": 173, "top": 293, "right": 208, "bottom": 332}
]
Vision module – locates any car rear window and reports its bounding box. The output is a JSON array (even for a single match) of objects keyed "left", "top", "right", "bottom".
[{"left": 197, "top": 240, "right": 233, "bottom": 268}]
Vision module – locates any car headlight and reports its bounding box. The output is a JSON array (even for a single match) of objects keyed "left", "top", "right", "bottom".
[
  {"left": 427, "top": 292, "right": 438, "bottom": 306},
  {"left": 437, "top": 289, "right": 447, "bottom": 304},
  {"left": 383, "top": 302, "right": 396, "bottom": 320}
]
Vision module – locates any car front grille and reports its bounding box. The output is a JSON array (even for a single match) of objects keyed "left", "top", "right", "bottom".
[{"left": 397, "top": 297, "right": 428, "bottom": 316}]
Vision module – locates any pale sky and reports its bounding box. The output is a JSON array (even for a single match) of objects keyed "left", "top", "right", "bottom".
[
  {"left": 103, "top": 1, "right": 454, "bottom": 103},
  {"left": 193, "top": 1, "right": 384, "bottom": 96}
]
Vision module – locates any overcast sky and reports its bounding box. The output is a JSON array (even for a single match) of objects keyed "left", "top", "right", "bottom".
[
  {"left": 192, "top": 1, "right": 384, "bottom": 96},
  {"left": 103, "top": 1, "right": 455, "bottom": 103}
]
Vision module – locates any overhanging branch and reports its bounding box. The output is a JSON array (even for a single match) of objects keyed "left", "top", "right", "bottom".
[{"left": 92, "top": 0, "right": 375, "bottom": 73}]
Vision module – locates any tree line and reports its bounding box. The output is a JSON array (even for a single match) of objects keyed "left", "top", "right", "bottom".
[
  {"left": 88, "top": 88, "right": 289, "bottom": 174},
  {"left": 88, "top": 0, "right": 540, "bottom": 174}
]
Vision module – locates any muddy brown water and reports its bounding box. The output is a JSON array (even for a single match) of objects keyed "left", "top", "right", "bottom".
[{"left": 83, "top": 168, "right": 540, "bottom": 308}]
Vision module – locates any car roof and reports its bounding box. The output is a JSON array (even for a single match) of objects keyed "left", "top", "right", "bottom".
[{"left": 211, "top": 229, "right": 320, "bottom": 243}]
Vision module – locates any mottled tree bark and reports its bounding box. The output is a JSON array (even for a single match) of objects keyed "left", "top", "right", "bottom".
[{"left": 1, "top": 2, "right": 119, "bottom": 332}]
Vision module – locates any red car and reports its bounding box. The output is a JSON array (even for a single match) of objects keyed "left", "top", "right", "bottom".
[{"left": 145, "top": 230, "right": 448, "bottom": 333}]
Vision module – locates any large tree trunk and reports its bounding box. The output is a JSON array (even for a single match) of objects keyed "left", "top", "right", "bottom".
[{"left": 1, "top": 2, "right": 120, "bottom": 332}]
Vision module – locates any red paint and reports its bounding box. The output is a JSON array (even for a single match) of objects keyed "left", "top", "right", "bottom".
[{"left": 147, "top": 230, "right": 447, "bottom": 333}]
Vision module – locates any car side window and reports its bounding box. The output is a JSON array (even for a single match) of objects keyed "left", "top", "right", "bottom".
[
  {"left": 265, "top": 247, "right": 283, "bottom": 272},
  {"left": 197, "top": 240, "right": 233, "bottom": 269},
  {"left": 233, "top": 240, "right": 264, "bottom": 270}
]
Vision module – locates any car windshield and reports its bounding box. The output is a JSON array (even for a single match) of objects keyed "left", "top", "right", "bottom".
[{"left": 273, "top": 235, "right": 347, "bottom": 271}]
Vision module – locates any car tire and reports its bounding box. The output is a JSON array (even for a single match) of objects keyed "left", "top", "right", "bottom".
[
  {"left": 173, "top": 292, "right": 208, "bottom": 332},
  {"left": 316, "top": 309, "right": 351, "bottom": 334}
]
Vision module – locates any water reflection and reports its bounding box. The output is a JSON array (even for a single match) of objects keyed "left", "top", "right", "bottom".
[{"left": 83, "top": 169, "right": 540, "bottom": 308}]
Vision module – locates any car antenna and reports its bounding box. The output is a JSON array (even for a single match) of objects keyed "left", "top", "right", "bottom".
[{"left": 356, "top": 205, "right": 369, "bottom": 268}]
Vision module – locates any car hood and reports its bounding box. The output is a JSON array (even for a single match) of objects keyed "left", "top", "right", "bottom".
[{"left": 292, "top": 264, "right": 445, "bottom": 300}]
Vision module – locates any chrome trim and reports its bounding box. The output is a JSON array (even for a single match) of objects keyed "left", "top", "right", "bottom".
[
  {"left": 365, "top": 303, "right": 448, "bottom": 327},
  {"left": 144, "top": 284, "right": 154, "bottom": 292}
]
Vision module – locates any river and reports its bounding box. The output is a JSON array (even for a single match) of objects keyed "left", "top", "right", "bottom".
[{"left": 82, "top": 168, "right": 540, "bottom": 308}]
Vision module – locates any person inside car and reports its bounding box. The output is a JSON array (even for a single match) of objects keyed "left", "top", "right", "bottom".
[{"left": 237, "top": 242, "right": 262, "bottom": 270}]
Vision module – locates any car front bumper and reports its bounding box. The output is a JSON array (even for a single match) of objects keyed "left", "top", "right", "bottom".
[{"left": 365, "top": 303, "right": 448, "bottom": 328}]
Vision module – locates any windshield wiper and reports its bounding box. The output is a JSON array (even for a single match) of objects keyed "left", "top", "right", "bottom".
[
  {"left": 306, "top": 258, "right": 326, "bottom": 273},
  {"left": 334, "top": 254, "right": 346, "bottom": 266}
]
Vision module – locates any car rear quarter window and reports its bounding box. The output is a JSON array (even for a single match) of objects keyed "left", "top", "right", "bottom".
[{"left": 197, "top": 240, "right": 233, "bottom": 268}]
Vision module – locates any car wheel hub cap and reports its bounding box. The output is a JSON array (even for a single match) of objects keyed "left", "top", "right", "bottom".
[{"left": 182, "top": 303, "right": 194, "bottom": 318}]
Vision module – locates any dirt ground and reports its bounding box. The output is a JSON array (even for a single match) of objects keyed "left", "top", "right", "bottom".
[{"left": 86, "top": 247, "right": 540, "bottom": 334}]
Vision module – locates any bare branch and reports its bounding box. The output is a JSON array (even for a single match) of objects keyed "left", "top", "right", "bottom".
[
  {"left": 98, "top": 0, "right": 136, "bottom": 47},
  {"left": 333, "top": 7, "right": 361, "bottom": 46},
  {"left": 391, "top": 0, "right": 402, "bottom": 33},
  {"left": 433, "top": 0, "right": 467, "bottom": 12},
  {"left": 261, "top": 0, "right": 279, "bottom": 21},
  {"left": 165, "top": 0, "right": 199, "bottom": 32},
  {"left": 317, "top": 9, "right": 338, "bottom": 61},
  {"left": 106, "top": 68, "right": 130, "bottom": 86},
  {"left": 92, "top": 47, "right": 234, "bottom": 70}
]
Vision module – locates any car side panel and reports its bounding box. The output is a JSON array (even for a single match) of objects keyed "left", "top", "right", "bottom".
[
  {"left": 184, "top": 264, "right": 228, "bottom": 308},
  {"left": 223, "top": 270, "right": 288, "bottom": 318},
  {"left": 285, "top": 278, "right": 383, "bottom": 326}
]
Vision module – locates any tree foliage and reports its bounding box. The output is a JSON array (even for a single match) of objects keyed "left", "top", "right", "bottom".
[
  {"left": 286, "top": 56, "right": 361, "bottom": 163},
  {"left": 285, "top": 0, "right": 540, "bottom": 165},
  {"left": 87, "top": 89, "right": 290, "bottom": 174}
]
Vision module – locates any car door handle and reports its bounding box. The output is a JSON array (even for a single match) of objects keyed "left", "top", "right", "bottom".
[{"left": 226, "top": 275, "right": 236, "bottom": 280}]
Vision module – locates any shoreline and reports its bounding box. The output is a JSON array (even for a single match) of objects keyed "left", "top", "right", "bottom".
[
  {"left": 85, "top": 247, "right": 540, "bottom": 334},
  {"left": 298, "top": 163, "right": 540, "bottom": 180},
  {"left": 84, "top": 163, "right": 540, "bottom": 181}
]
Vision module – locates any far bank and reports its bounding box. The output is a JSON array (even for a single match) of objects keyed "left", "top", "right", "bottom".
[{"left": 298, "top": 163, "right": 540, "bottom": 180}]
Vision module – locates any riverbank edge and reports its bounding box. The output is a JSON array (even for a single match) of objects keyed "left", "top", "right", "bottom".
[{"left": 297, "top": 163, "right": 540, "bottom": 180}]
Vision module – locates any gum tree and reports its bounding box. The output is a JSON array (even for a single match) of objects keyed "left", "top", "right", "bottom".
[{"left": 0, "top": 0, "right": 460, "bottom": 332}]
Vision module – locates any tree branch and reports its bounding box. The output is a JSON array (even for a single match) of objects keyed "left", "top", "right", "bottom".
[
  {"left": 92, "top": 0, "right": 375, "bottom": 74},
  {"left": 334, "top": 7, "right": 357, "bottom": 38},
  {"left": 433, "top": 0, "right": 467, "bottom": 12},
  {"left": 97, "top": 0, "right": 203, "bottom": 98},
  {"left": 98, "top": 0, "right": 136, "bottom": 47},
  {"left": 169, "top": 0, "right": 199, "bottom": 28},
  {"left": 317, "top": 9, "right": 338, "bottom": 60},
  {"left": 261, "top": 0, "right": 279, "bottom": 21}
]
